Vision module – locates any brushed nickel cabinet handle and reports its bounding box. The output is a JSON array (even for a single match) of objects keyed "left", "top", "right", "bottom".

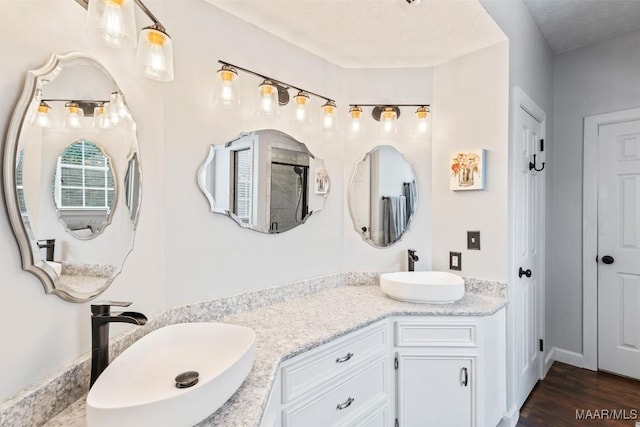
[
  {"left": 335, "top": 352, "right": 354, "bottom": 363},
  {"left": 336, "top": 397, "right": 354, "bottom": 410},
  {"left": 460, "top": 367, "right": 469, "bottom": 386}
]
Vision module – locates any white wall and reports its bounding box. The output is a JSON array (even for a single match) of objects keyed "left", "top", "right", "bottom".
[
  {"left": 158, "top": 0, "right": 346, "bottom": 305},
  {"left": 432, "top": 42, "right": 510, "bottom": 280},
  {"left": 342, "top": 67, "right": 434, "bottom": 272},
  {"left": 551, "top": 29, "right": 640, "bottom": 356},
  {"left": 0, "top": 0, "right": 510, "bottom": 405},
  {"left": 0, "top": 0, "right": 166, "bottom": 402},
  {"left": 478, "top": 0, "right": 554, "bottom": 415}
]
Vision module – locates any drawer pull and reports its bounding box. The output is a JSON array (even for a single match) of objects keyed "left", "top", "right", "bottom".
[
  {"left": 336, "top": 397, "right": 355, "bottom": 410},
  {"left": 460, "top": 367, "right": 469, "bottom": 387},
  {"left": 335, "top": 352, "right": 354, "bottom": 363}
]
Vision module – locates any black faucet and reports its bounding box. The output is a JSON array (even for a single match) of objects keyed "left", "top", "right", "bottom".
[
  {"left": 408, "top": 249, "right": 419, "bottom": 272},
  {"left": 90, "top": 301, "right": 147, "bottom": 387},
  {"left": 37, "top": 239, "right": 55, "bottom": 262}
]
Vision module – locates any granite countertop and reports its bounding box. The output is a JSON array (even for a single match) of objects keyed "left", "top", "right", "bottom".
[{"left": 44, "top": 284, "right": 506, "bottom": 427}]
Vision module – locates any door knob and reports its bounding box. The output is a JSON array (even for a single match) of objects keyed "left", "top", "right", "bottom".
[
  {"left": 518, "top": 267, "right": 532, "bottom": 278},
  {"left": 601, "top": 255, "right": 615, "bottom": 264}
]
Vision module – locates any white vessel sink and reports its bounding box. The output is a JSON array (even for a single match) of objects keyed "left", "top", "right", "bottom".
[
  {"left": 87, "top": 322, "right": 256, "bottom": 427},
  {"left": 380, "top": 271, "right": 465, "bottom": 304}
]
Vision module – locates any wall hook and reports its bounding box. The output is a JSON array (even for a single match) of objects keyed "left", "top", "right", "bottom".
[{"left": 529, "top": 154, "right": 545, "bottom": 172}]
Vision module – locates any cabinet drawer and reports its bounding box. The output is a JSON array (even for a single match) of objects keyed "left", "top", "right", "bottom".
[
  {"left": 346, "top": 399, "right": 388, "bottom": 427},
  {"left": 283, "top": 359, "right": 386, "bottom": 427},
  {"left": 282, "top": 323, "right": 387, "bottom": 402},
  {"left": 395, "top": 320, "right": 477, "bottom": 347}
]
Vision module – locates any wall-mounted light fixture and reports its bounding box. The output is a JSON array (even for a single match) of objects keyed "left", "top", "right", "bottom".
[
  {"left": 30, "top": 93, "right": 130, "bottom": 130},
  {"left": 75, "top": 0, "right": 174, "bottom": 82},
  {"left": 348, "top": 104, "right": 430, "bottom": 136},
  {"left": 214, "top": 60, "right": 337, "bottom": 132}
]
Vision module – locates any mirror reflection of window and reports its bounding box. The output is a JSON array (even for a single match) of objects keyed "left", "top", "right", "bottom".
[
  {"left": 16, "top": 149, "right": 27, "bottom": 216},
  {"left": 233, "top": 148, "right": 253, "bottom": 224},
  {"left": 52, "top": 139, "right": 115, "bottom": 238}
]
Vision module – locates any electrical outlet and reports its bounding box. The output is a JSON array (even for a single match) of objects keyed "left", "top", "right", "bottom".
[
  {"left": 449, "top": 252, "right": 462, "bottom": 271},
  {"left": 467, "top": 231, "right": 481, "bottom": 250}
]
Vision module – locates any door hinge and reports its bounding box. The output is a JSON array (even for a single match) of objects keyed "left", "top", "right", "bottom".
[
  {"left": 394, "top": 355, "right": 399, "bottom": 370},
  {"left": 395, "top": 418, "right": 399, "bottom": 427},
  {"left": 539, "top": 339, "right": 544, "bottom": 352}
]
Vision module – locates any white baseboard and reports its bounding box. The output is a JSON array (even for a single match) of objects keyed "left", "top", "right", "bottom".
[
  {"left": 543, "top": 347, "right": 556, "bottom": 377},
  {"left": 497, "top": 405, "right": 520, "bottom": 427},
  {"left": 554, "top": 347, "right": 584, "bottom": 368}
]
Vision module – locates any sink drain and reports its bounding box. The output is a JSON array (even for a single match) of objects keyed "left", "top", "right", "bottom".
[{"left": 175, "top": 371, "right": 199, "bottom": 389}]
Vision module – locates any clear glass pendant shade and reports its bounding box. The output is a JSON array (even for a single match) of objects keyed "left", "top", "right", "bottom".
[
  {"left": 379, "top": 107, "right": 398, "bottom": 135},
  {"left": 348, "top": 106, "right": 364, "bottom": 136},
  {"left": 92, "top": 105, "right": 111, "bottom": 129},
  {"left": 137, "top": 26, "right": 174, "bottom": 82},
  {"left": 63, "top": 102, "right": 84, "bottom": 129},
  {"left": 256, "top": 80, "right": 279, "bottom": 117},
  {"left": 87, "top": 0, "right": 137, "bottom": 49},
  {"left": 321, "top": 100, "right": 338, "bottom": 132},
  {"left": 412, "top": 106, "right": 430, "bottom": 135},
  {"left": 291, "top": 91, "right": 311, "bottom": 126},
  {"left": 215, "top": 65, "right": 240, "bottom": 106},
  {"left": 34, "top": 101, "right": 51, "bottom": 128}
]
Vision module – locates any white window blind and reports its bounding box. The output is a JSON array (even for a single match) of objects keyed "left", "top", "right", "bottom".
[{"left": 55, "top": 140, "right": 115, "bottom": 210}]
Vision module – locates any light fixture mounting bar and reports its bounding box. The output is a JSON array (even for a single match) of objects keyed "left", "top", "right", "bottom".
[
  {"left": 218, "top": 60, "right": 334, "bottom": 103},
  {"left": 72, "top": 0, "right": 167, "bottom": 30},
  {"left": 349, "top": 104, "right": 430, "bottom": 107},
  {"left": 133, "top": 0, "right": 163, "bottom": 27}
]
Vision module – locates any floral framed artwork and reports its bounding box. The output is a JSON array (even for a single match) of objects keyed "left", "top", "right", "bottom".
[{"left": 450, "top": 149, "right": 486, "bottom": 190}]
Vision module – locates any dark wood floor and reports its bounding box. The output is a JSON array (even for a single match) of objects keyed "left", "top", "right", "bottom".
[{"left": 517, "top": 362, "right": 640, "bottom": 426}]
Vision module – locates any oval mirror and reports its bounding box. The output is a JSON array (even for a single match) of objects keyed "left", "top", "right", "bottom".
[
  {"left": 198, "top": 129, "right": 329, "bottom": 233},
  {"left": 348, "top": 145, "right": 417, "bottom": 247},
  {"left": 3, "top": 52, "right": 142, "bottom": 302}
]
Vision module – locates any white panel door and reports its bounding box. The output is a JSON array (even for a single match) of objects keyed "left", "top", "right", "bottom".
[
  {"left": 598, "top": 120, "right": 640, "bottom": 380},
  {"left": 396, "top": 354, "right": 473, "bottom": 427},
  {"left": 514, "top": 106, "right": 544, "bottom": 407}
]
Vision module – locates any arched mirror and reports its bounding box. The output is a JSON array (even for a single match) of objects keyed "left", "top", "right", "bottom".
[
  {"left": 3, "top": 52, "right": 142, "bottom": 302},
  {"left": 348, "top": 145, "right": 417, "bottom": 247},
  {"left": 198, "top": 129, "right": 329, "bottom": 233}
]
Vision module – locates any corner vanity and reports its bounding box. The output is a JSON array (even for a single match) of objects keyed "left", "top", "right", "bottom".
[
  {"left": 33, "top": 277, "right": 506, "bottom": 427},
  {"left": 260, "top": 308, "right": 505, "bottom": 427}
]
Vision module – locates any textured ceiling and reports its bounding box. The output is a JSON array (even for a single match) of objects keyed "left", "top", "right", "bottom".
[
  {"left": 206, "top": 0, "right": 506, "bottom": 68},
  {"left": 523, "top": 0, "right": 640, "bottom": 53}
]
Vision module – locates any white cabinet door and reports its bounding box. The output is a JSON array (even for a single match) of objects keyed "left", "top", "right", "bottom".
[{"left": 396, "top": 354, "right": 473, "bottom": 427}]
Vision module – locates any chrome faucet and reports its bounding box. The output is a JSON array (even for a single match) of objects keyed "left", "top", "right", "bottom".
[
  {"left": 408, "top": 249, "right": 419, "bottom": 271},
  {"left": 90, "top": 301, "right": 147, "bottom": 387}
]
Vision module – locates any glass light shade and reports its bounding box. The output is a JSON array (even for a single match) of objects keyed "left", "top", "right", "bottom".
[
  {"left": 137, "top": 26, "right": 174, "bottom": 82},
  {"left": 92, "top": 105, "right": 111, "bottom": 129},
  {"left": 412, "top": 106, "right": 430, "bottom": 135},
  {"left": 34, "top": 101, "right": 51, "bottom": 128},
  {"left": 108, "top": 92, "right": 130, "bottom": 125},
  {"left": 215, "top": 65, "right": 240, "bottom": 106},
  {"left": 291, "top": 91, "right": 311, "bottom": 126},
  {"left": 87, "top": 0, "right": 137, "bottom": 49},
  {"left": 63, "top": 102, "right": 84, "bottom": 129},
  {"left": 348, "top": 106, "right": 364, "bottom": 136},
  {"left": 257, "top": 80, "right": 279, "bottom": 117},
  {"left": 321, "top": 100, "right": 338, "bottom": 132},
  {"left": 379, "top": 106, "right": 398, "bottom": 135}
]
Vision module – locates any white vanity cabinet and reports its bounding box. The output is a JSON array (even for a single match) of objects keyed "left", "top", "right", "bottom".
[
  {"left": 393, "top": 309, "right": 506, "bottom": 427},
  {"left": 261, "top": 322, "right": 392, "bottom": 427},
  {"left": 259, "top": 309, "right": 505, "bottom": 427}
]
